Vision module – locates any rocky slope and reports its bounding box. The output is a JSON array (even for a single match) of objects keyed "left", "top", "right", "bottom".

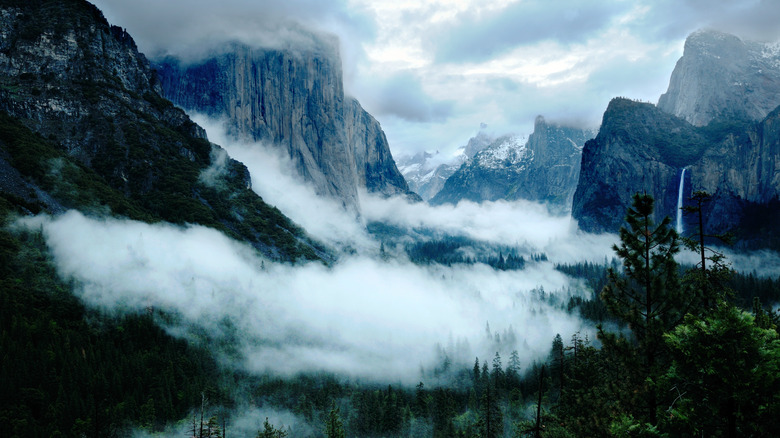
[
  {"left": 430, "top": 117, "right": 593, "bottom": 209},
  {"left": 572, "top": 98, "right": 780, "bottom": 249},
  {"left": 155, "top": 42, "right": 417, "bottom": 210},
  {"left": 0, "top": 0, "right": 323, "bottom": 261},
  {"left": 658, "top": 30, "right": 780, "bottom": 126}
]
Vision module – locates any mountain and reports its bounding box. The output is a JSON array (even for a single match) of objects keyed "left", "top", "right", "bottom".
[
  {"left": 154, "top": 42, "right": 418, "bottom": 210},
  {"left": 0, "top": 0, "right": 323, "bottom": 261},
  {"left": 398, "top": 129, "right": 492, "bottom": 201},
  {"left": 397, "top": 151, "right": 457, "bottom": 202},
  {"left": 658, "top": 29, "right": 780, "bottom": 126},
  {"left": 430, "top": 116, "right": 594, "bottom": 209},
  {"left": 572, "top": 98, "right": 780, "bottom": 249}
]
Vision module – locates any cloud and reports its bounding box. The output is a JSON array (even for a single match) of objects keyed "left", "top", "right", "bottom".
[
  {"left": 628, "top": 0, "right": 780, "bottom": 42},
  {"left": 91, "top": 0, "right": 372, "bottom": 71},
  {"left": 431, "top": 0, "right": 630, "bottom": 63},
  {"left": 22, "top": 210, "right": 590, "bottom": 384},
  {"left": 360, "top": 192, "right": 617, "bottom": 264},
  {"left": 92, "top": 0, "right": 780, "bottom": 162},
  {"left": 133, "top": 406, "right": 314, "bottom": 438},
  {"left": 361, "top": 72, "right": 455, "bottom": 123},
  {"left": 191, "top": 115, "right": 373, "bottom": 252}
]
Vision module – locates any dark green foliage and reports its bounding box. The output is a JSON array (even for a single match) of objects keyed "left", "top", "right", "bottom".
[
  {"left": 602, "top": 98, "right": 712, "bottom": 168},
  {"left": 353, "top": 386, "right": 405, "bottom": 436},
  {"left": 600, "top": 193, "right": 685, "bottom": 424},
  {"left": 0, "top": 0, "right": 324, "bottom": 262},
  {"left": 324, "top": 405, "right": 346, "bottom": 438},
  {"left": 0, "top": 219, "right": 226, "bottom": 437},
  {"left": 257, "top": 418, "right": 288, "bottom": 438},
  {"left": 556, "top": 261, "right": 615, "bottom": 323},
  {"left": 546, "top": 193, "right": 780, "bottom": 437},
  {"left": 0, "top": 108, "right": 321, "bottom": 261},
  {"left": 662, "top": 302, "right": 780, "bottom": 437},
  {"left": 405, "top": 236, "right": 529, "bottom": 270}
]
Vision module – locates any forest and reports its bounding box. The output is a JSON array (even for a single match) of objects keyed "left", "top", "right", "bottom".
[{"left": 2, "top": 188, "right": 779, "bottom": 437}]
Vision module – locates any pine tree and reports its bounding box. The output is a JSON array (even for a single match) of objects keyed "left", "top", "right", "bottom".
[
  {"left": 600, "top": 192, "right": 684, "bottom": 424},
  {"left": 681, "top": 190, "right": 733, "bottom": 307},
  {"left": 663, "top": 302, "right": 780, "bottom": 437},
  {"left": 491, "top": 352, "right": 504, "bottom": 392},
  {"left": 324, "top": 405, "right": 345, "bottom": 438},
  {"left": 257, "top": 417, "right": 287, "bottom": 438},
  {"left": 550, "top": 334, "right": 565, "bottom": 403},
  {"left": 476, "top": 383, "right": 503, "bottom": 438},
  {"left": 505, "top": 350, "right": 521, "bottom": 389}
]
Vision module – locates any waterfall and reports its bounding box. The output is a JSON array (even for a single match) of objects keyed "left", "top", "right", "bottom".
[{"left": 676, "top": 168, "right": 686, "bottom": 234}]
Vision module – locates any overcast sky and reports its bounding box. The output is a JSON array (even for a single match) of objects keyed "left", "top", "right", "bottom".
[{"left": 93, "top": 0, "right": 780, "bottom": 159}]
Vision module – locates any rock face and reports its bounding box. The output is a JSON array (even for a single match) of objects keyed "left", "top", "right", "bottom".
[
  {"left": 0, "top": 0, "right": 322, "bottom": 260},
  {"left": 398, "top": 129, "right": 492, "bottom": 201},
  {"left": 155, "top": 42, "right": 417, "bottom": 210},
  {"left": 344, "top": 97, "right": 416, "bottom": 200},
  {"left": 572, "top": 98, "right": 780, "bottom": 249},
  {"left": 572, "top": 99, "right": 703, "bottom": 232},
  {"left": 658, "top": 30, "right": 780, "bottom": 126},
  {"left": 430, "top": 117, "right": 593, "bottom": 209}
]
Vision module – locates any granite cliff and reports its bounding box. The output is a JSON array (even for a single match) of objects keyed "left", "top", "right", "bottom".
[
  {"left": 572, "top": 98, "right": 780, "bottom": 249},
  {"left": 155, "top": 42, "right": 417, "bottom": 211},
  {"left": 658, "top": 30, "right": 780, "bottom": 126}
]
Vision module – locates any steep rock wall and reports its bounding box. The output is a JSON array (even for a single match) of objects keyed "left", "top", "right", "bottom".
[{"left": 155, "top": 42, "right": 417, "bottom": 210}]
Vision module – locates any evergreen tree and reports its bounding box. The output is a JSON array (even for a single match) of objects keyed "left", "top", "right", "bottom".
[
  {"left": 681, "top": 190, "right": 733, "bottom": 307},
  {"left": 550, "top": 334, "right": 565, "bottom": 403},
  {"left": 257, "top": 417, "right": 287, "bottom": 438},
  {"left": 324, "top": 405, "right": 345, "bottom": 438},
  {"left": 600, "top": 192, "right": 684, "bottom": 423},
  {"left": 505, "top": 350, "right": 521, "bottom": 389},
  {"left": 491, "top": 352, "right": 504, "bottom": 391},
  {"left": 476, "top": 383, "right": 503, "bottom": 438},
  {"left": 662, "top": 302, "right": 780, "bottom": 437}
]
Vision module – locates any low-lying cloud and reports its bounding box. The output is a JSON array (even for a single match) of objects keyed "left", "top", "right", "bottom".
[{"left": 22, "top": 210, "right": 588, "bottom": 384}]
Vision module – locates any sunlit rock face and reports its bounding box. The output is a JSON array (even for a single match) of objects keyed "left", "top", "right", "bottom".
[
  {"left": 430, "top": 116, "right": 593, "bottom": 210},
  {"left": 155, "top": 40, "right": 418, "bottom": 212},
  {"left": 658, "top": 30, "right": 780, "bottom": 127}
]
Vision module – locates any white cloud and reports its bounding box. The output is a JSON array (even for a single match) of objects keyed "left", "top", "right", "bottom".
[
  {"left": 191, "top": 115, "right": 373, "bottom": 252},
  {"left": 21, "top": 211, "right": 590, "bottom": 384}
]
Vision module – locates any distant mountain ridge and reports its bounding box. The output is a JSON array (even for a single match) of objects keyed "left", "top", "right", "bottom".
[
  {"left": 431, "top": 117, "right": 594, "bottom": 209},
  {"left": 574, "top": 29, "right": 780, "bottom": 249},
  {"left": 398, "top": 128, "right": 492, "bottom": 201}
]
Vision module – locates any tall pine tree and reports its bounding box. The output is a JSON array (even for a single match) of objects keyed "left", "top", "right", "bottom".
[{"left": 600, "top": 193, "right": 684, "bottom": 424}]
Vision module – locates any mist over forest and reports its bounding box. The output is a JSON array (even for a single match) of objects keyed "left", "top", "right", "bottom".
[{"left": 2, "top": 1, "right": 780, "bottom": 437}]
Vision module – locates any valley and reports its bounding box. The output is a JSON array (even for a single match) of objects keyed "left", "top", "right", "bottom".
[{"left": 1, "top": 1, "right": 780, "bottom": 437}]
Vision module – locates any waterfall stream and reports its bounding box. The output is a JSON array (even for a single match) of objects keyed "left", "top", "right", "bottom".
[{"left": 676, "top": 168, "right": 686, "bottom": 234}]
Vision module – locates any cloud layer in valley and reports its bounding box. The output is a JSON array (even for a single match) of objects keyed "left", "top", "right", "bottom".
[
  {"left": 22, "top": 210, "right": 589, "bottom": 383},
  {"left": 193, "top": 114, "right": 618, "bottom": 264}
]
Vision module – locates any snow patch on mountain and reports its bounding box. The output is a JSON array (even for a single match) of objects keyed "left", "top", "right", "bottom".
[{"left": 474, "top": 135, "right": 531, "bottom": 171}]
